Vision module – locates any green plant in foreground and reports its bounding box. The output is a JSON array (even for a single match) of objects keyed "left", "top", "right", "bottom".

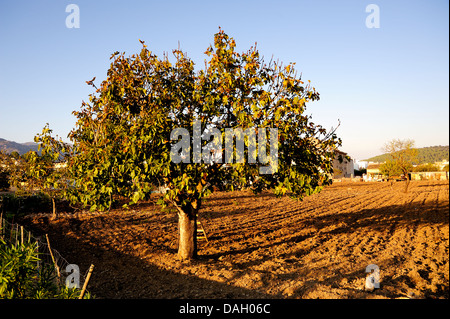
[
  {"left": 0, "top": 238, "right": 90, "bottom": 299},
  {"left": 0, "top": 239, "right": 39, "bottom": 298}
]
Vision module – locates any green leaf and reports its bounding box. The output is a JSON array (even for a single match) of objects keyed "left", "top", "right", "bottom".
[{"left": 132, "top": 192, "right": 140, "bottom": 203}]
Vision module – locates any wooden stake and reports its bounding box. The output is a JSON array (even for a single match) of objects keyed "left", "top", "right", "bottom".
[
  {"left": 79, "top": 264, "right": 94, "bottom": 299},
  {"left": 45, "top": 234, "right": 61, "bottom": 282},
  {"left": 20, "top": 226, "right": 23, "bottom": 245}
]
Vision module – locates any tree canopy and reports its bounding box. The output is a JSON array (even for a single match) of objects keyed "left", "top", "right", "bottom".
[
  {"left": 382, "top": 139, "right": 418, "bottom": 193},
  {"left": 0, "top": 125, "right": 70, "bottom": 218},
  {"left": 63, "top": 29, "right": 341, "bottom": 259}
]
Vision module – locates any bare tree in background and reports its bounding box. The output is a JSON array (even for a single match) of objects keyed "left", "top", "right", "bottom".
[{"left": 382, "top": 139, "right": 418, "bottom": 193}]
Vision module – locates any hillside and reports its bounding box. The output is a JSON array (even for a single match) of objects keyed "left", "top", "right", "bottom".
[
  {"left": 0, "top": 138, "right": 39, "bottom": 155},
  {"left": 365, "top": 145, "right": 449, "bottom": 164}
]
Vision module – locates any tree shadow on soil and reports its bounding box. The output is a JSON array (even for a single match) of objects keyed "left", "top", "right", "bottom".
[{"left": 22, "top": 219, "right": 275, "bottom": 299}]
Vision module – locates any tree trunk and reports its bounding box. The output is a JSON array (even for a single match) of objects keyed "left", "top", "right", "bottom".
[
  {"left": 51, "top": 197, "right": 57, "bottom": 219},
  {"left": 404, "top": 173, "right": 411, "bottom": 193},
  {"left": 177, "top": 203, "right": 198, "bottom": 260}
]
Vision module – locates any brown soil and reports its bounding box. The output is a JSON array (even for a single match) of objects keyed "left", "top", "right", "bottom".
[{"left": 21, "top": 180, "right": 449, "bottom": 299}]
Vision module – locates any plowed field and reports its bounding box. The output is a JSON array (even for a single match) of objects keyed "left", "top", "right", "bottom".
[{"left": 23, "top": 180, "right": 449, "bottom": 299}]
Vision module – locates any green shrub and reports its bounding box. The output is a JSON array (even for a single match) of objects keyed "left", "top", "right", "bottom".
[
  {"left": 0, "top": 239, "right": 39, "bottom": 298},
  {"left": 0, "top": 238, "right": 89, "bottom": 299}
]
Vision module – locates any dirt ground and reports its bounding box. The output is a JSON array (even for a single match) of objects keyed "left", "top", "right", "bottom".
[{"left": 21, "top": 180, "right": 449, "bottom": 299}]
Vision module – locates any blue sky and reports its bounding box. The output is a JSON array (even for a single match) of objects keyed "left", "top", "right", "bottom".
[{"left": 0, "top": 0, "right": 448, "bottom": 159}]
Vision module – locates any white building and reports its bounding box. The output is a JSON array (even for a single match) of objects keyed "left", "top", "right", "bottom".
[
  {"left": 435, "top": 159, "right": 449, "bottom": 170},
  {"left": 333, "top": 150, "right": 354, "bottom": 178},
  {"left": 354, "top": 160, "right": 368, "bottom": 170}
]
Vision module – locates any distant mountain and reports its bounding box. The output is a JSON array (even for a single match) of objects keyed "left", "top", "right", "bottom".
[
  {"left": 0, "top": 138, "right": 40, "bottom": 155},
  {"left": 365, "top": 145, "right": 449, "bottom": 164}
]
